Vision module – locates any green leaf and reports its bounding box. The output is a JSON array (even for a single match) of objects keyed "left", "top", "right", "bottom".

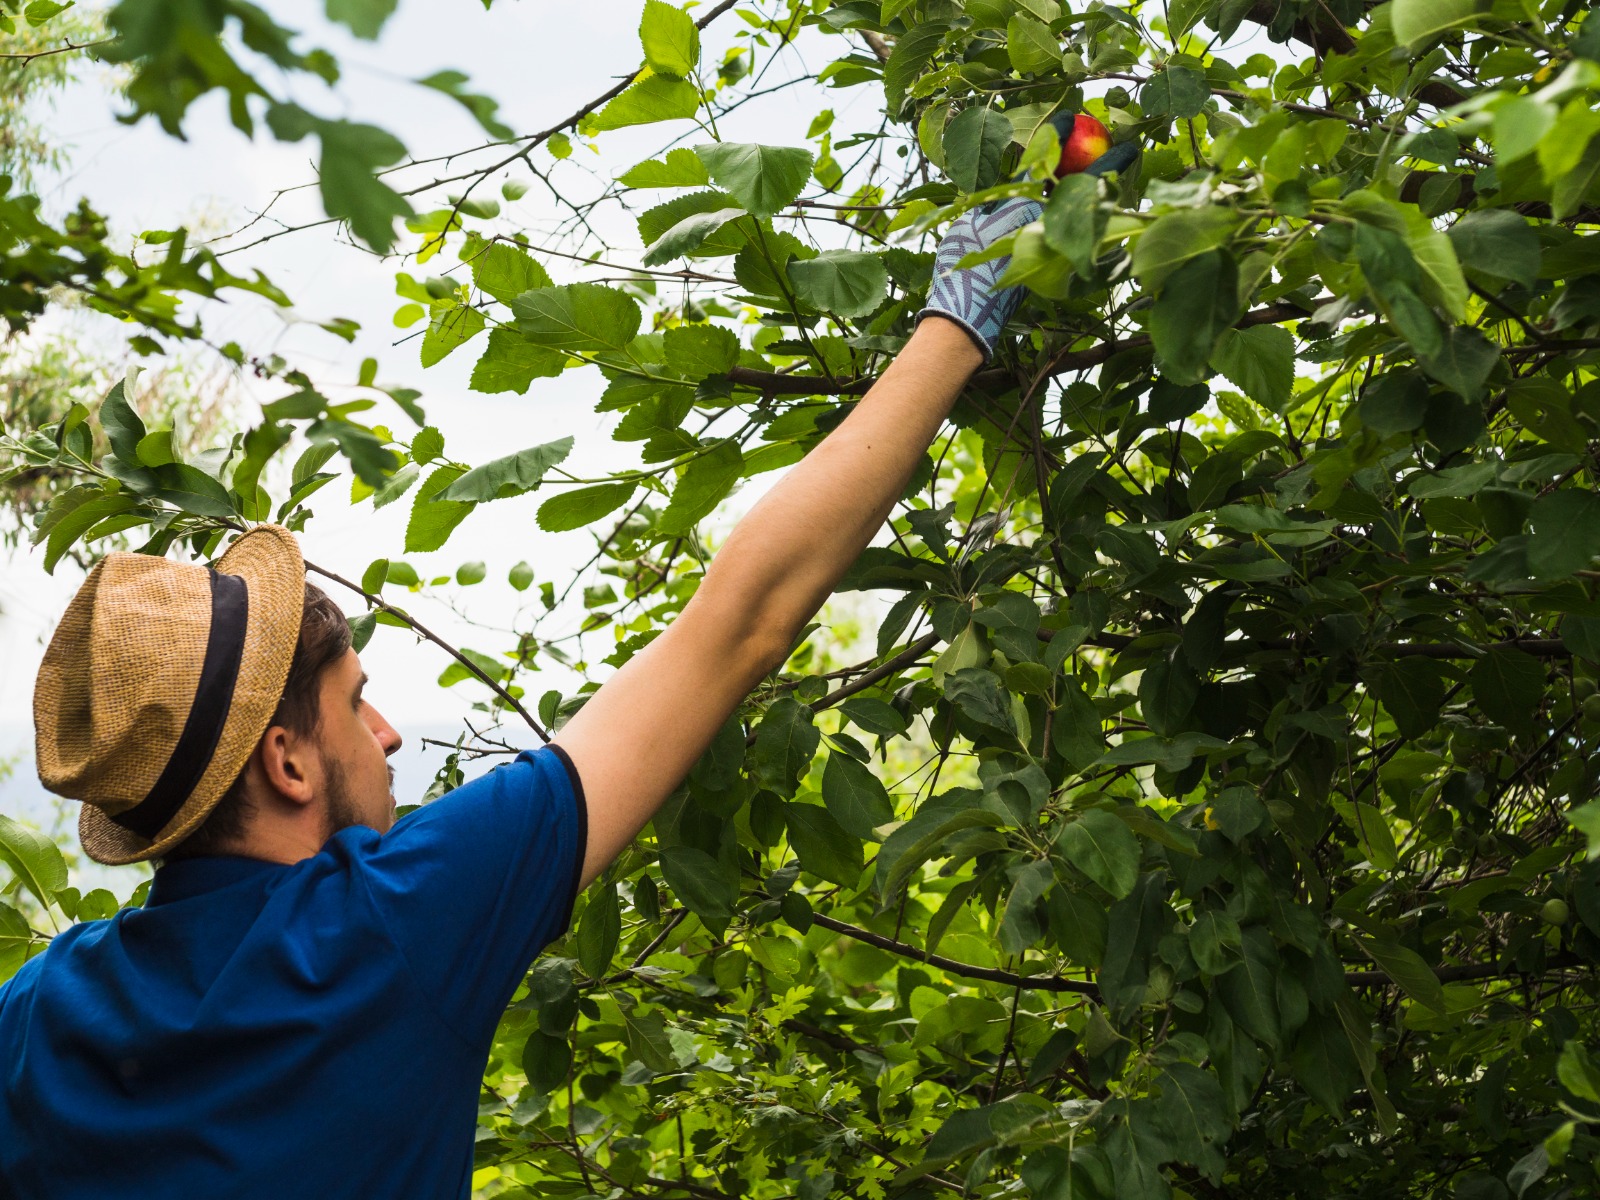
[
  {"left": 0, "top": 814, "right": 68, "bottom": 909},
  {"left": 944, "top": 106, "right": 1014, "bottom": 192},
  {"left": 1391, "top": 0, "right": 1484, "bottom": 46},
  {"left": 658, "top": 440, "right": 742, "bottom": 534},
  {"left": 1154, "top": 1064, "right": 1230, "bottom": 1178},
  {"left": 1006, "top": 14, "right": 1060, "bottom": 74},
  {"left": 513, "top": 283, "right": 642, "bottom": 353},
  {"left": 44, "top": 492, "right": 139, "bottom": 573},
  {"left": 154, "top": 463, "right": 236, "bottom": 519},
  {"left": 1042, "top": 173, "right": 1105, "bottom": 274},
  {"left": 1132, "top": 207, "right": 1236, "bottom": 289},
  {"left": 418, "top": 70, "right": 513, "bottom": 141},
  {"left": 883, "top": 21, "right": 949, "bottom": 113},
  {"left": 325, "top": 0, "right": 397, "bottom": 39},
  {"left": 784, "top": 802, "right": 864, "bottom": 887},
  {"left": 659, "top": 846, "right": 738, "bottom": 930},
  {"left": 752, "top": 697, "right": 820, "bottom": 796},
  {"left": 1447, "top": 210, "right": 1539, "bottom": 290},
  {"left": 537, "top": 482, "right": 637, "bottom": 532},
  {"left": 695, "top": 143, "right": 815, "bottom": 218},
  {"left": 347, "top": 611, "right": 376, "bottom": 653},
  {"left": 997, "top": 858, "right": 1055, "bottom": 954},
  {"left": 821, "top": 753, "right": 895, "bottom": 840},
  {"left": 575, "top": 883, "right": 621, "bottom": 977},
  {"left": 1150, "top": 250, "right": 1241, "bottom": 385},
  {"left": 470, "top": 327, "right": 568, "bottom": 395},
  {"left": 1137, "top": 653, "right": 1199, "bottom": 738},
  {"left": 642, "top": 206, "right": 746, "bottom": 267},
  {"left": 1290, "top": 1019, "right": 1362, "bottom": 1116},
  {"left": 439, "top": 437, "right": 574, "bottom": 502},
  {"left": 1468, "top": 646, "right": 1545, "bottom": 736},
  {"left": 1527, "top": 489, "right": 1600, "bottom": 578},
  {"left": 1058, "top": 809, "right": 1140, "bottom": 899},
  {"left": 1557, "top": 1039, "right": 1600, "bottom": 1102},
  {"left": 1142, "top": 65, "right": 1209, "bottom": 119},
  {"left": 1218, "top": 926, "right": 1282, "bottom": 1050},
  {"left": 786, "top": 250, "right": 889, "bottom": 317},
  {"left": 1421, "top": 325, "right": 1499, "bottom": 398},
  {"left": 509, "top": 561, "right": 534, "bottom": 591},
  {"left": 264, "top": 105, "right": 412, "bottom": 254},
  {"left": 1209, "top": 324, "right": 1295, "bottom": 413},
  {"left": 99, "top": 378, "right": 148, "bottom": 468},
  {"left": 663, "top": 324, "right": 738, "bottom": 378},
  {"left": 591, "top": 76, "right": 701, "bottom": 132},
  {"left": 1367, "top": 658, "right": 1450, "bottom": 740},
  {"left": 420, "top": 303, "right": 485, "bottom": 367},
  {"left": 1355, "top": 936, "right": 1447, "bottom": 1013},
  {"left": 621, "top": 1007, "right": 678, "bottom": 1072},
  {"left": 1190, "top": 909, "right": 1243, "bottom": 975},
  {"left": 405, "top": 465, "right": 476, "bottom": 553},
  {"left": 620, "top": 148, "right": 710, "bottom": 189},
  {"left": 470, "top": 242, "right": 552, "bottom": 303},
  {"left": 639, "top": 0, "right": 700, "bottom": 78}
]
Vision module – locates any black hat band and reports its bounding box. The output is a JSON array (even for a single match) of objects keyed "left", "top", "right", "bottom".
[{"left": 110, "top": 570, "right": 249, "bottom": 840}]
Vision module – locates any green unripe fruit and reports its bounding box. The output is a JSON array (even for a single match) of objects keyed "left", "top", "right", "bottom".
[
  {"left": 1542, "top": 898, "right": 1571, "bottom": 926},
  {"left": 1451, "top": 825, "right": 1476, "bottom": 850},
  {"left": 1441, "top": 848, "right": 1463, "bottom": 868},
  {"left": 1582, "top": 694, "right": 1600, "bottom": 723},
  {"left": 1575, "top": 677, "right": 1597, "bottom": 701},
  {"left": 1477, "top": 832, "right": 1500, "bottom": 856}
]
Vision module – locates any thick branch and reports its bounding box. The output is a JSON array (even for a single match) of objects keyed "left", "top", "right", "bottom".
[{"left": 810, "top": 912, "right": 1102, "bottom": 994}]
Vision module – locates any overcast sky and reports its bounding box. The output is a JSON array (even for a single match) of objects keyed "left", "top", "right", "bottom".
[{"left": 0, "top": 0, "right": 864, "bottom": 828}]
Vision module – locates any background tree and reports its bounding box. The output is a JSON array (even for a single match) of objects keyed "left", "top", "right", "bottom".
[{"left": 6, "top": 1, "right": 1600, "bottom": 1197}]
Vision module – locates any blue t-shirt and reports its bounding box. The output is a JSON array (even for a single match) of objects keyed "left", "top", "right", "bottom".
[{"left": 0, "top": 743, "right": 586, "bottom": 1200}]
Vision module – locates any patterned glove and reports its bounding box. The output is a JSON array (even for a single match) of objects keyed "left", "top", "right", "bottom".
[{"left": 917, "top": 139, "right": 1140, "bottom": 364}]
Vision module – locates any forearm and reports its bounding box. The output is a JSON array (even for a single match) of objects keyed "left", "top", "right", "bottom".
[{"left": 692, "top": 316, "right": 983, "bottom": 659}]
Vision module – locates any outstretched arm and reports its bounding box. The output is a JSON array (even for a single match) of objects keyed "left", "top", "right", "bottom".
[{"left": 555, "top": 315, "right": 983, "bottom": 887}]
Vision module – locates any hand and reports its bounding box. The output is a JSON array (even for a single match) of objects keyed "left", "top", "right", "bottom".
[{"left": 918, "top": 116, "right": 1139, "bottom": 364}]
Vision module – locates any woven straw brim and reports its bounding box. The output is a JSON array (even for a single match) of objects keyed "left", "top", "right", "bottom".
[{"left": 78, "top": 526, "right": 305, "bottom": 865}]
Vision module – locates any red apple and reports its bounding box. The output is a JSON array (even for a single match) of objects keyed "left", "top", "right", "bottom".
[{"left": 1057, "top": 114, "right": 1112, "bottom": 177}]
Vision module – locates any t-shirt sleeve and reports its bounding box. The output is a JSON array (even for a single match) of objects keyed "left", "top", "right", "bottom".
[{"left": 357, "top": 743, "right": 587, "bottom": 1045}]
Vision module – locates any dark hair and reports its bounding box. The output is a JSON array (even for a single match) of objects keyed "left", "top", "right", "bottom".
[{"left": 162, "top": 582, "right": 352, "bottom": 861}]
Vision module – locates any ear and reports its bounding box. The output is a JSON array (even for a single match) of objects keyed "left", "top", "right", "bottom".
[{"left": 255, "top": 724, "right": 320, "bottom": 809}]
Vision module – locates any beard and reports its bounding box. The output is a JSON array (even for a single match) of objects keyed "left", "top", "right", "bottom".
[
  {"left": 321, "top": 753, "right": 363, "bottom": 841},
  {"left": 320, "top": 755, "right": 396, "bottom": 840}
]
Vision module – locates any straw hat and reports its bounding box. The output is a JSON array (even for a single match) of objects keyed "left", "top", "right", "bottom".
[{"left": 33, "top": 525, "right": 306, "bottom": 865}]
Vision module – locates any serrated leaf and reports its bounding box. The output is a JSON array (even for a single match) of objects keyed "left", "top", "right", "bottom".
[
  {"left": 1209, "top": 324, "right": 1295, "bottom": 413},
  {"left": 537, "top": 482, "right": 637, "bottom": 532},
  {"left": 405, "top": 465, "right": 476, "bottom": 552},
  {"left": 658, "top": 440, "right": 742, "bottom": 533},
  {"left": 619, "top": 147, "right": 710, "bottom": 189},
  {"left": 470, "top": 242, "right": 552, "bottom": 304},
  {"left": 512, "top": 283, "right": 642, "bottom": 353},
  {"left": 695, "top": 143, "right": 814, "bottom": 219},
  {"left": 821, "top": 753, "right": 895, "bottom": 840},
  {"left": 786, "top": 250, "right": 888, "bottom": 317},
  {"left": 944, "top": 106, "right": 1013, "bottom": 192},
  {"left": 420, "top": 303, "right": 485, "bottom": 367},
  {"left": 591, "top": 76, "right": 701, "bottom": 132},
  {"left": 0, "top": 814, "right": 67, "bottom": 909},
  {"left": 784, "top": 802, "right": 863, "bottom": 887},
  {"left": 639, "top": 0, "right": 699, "bottom": 77},
  {"left": 470, "top": 327, "right": 568, "bottom": 395},
  {"left": 439, "top": 437, "right": 573, "bottom": 503}
]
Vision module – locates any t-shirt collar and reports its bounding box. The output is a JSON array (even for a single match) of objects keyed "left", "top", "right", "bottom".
[{"left": 145, "top": 855, "right": 287, "bottom": 907}]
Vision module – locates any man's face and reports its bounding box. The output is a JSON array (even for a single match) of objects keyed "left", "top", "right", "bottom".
[{"left": 312, "top": 648, "right": 402, "bottom": 837}]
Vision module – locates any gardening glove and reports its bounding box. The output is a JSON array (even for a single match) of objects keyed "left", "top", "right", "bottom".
[{"left": 917, "top": 131, "right": 1140, "bottom": 364}]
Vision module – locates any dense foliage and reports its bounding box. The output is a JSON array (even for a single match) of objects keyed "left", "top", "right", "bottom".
[{"left": 6, "top": 0, "right": 1600, "bottom": 1196}]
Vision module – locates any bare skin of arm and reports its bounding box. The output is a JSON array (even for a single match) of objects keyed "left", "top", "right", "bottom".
[{"left": 554, "top": 316, "right": 984, "bottom": 888}]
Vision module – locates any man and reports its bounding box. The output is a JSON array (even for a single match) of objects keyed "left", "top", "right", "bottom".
[{"left": 0, "top": 141, "right": 1123, "bottom": 1197}]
